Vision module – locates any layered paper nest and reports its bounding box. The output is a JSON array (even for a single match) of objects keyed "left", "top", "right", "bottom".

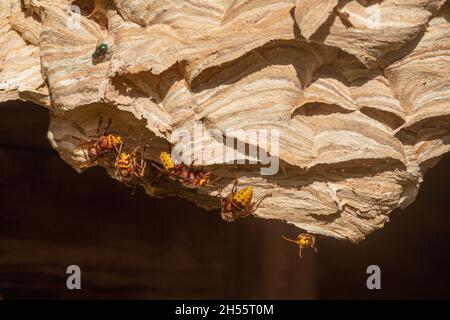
[{"left": 1, "top": 0, "right": 449, "bottom": 242}]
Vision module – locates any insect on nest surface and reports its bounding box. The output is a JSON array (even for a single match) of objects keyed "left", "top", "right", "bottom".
[
  {"left": 219, "top": 179, "right": 272, "bottom": 223},
  {"left": 114, "top": 145, "right": 147, "bottom": 189},
  {"left": 73, "top": 117, "right": 122, "bottom": 168},
  {"left": 150, "top": 151, "right": 219, "bottom": 189}
]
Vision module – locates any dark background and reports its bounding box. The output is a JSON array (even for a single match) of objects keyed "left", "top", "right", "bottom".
[{"left": 0, "top": 100, "right": 449, "bottom": 299}]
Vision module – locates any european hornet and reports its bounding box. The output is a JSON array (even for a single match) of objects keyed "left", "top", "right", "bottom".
[
  {"left": 114, "top": 145, "right": 147, "bottom": 187},
  {"left": 151, "top": 151, "right": 216, "bottom": 188},
  {"left": 74, "top": 117, "right": 122, "bottom": 167},
  {"left": 219, "top": 179, "right": 272, "bottom": 222},
  {"left": 282, "top": 233, "right": 318, "bottom": 258}
]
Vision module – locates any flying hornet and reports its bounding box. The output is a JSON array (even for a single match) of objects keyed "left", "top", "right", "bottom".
[
  {"left": 219, "top": 179, "right": 272, "bottom": 222},
  {"left": 282, "top": 233, "right": 318, "bottom": 258}
]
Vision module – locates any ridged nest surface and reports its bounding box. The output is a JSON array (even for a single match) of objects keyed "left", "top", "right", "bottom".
[{"left": 1, "top": 0, "right": 449, "bottom": 242}]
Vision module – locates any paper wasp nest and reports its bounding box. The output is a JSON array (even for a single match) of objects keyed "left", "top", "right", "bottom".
[{"left": 1, "top": 0, "right": 449, "bottom": 242}]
